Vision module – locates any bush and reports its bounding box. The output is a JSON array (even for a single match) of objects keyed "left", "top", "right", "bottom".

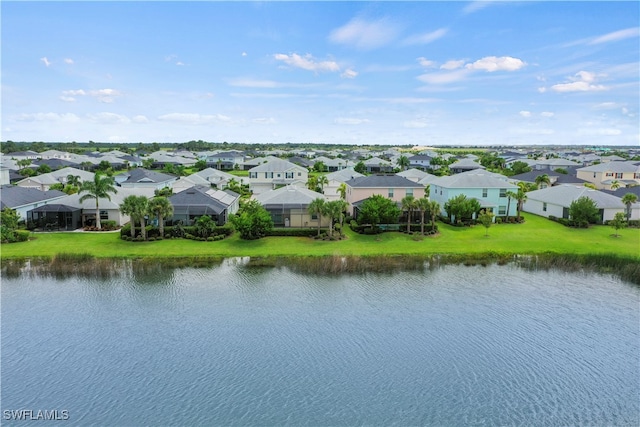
[
  {"left": 495, "top": 217, "right": 503, "bottom": 224},
  {"left": 548, "top": 215, "right": 557, "bottom": 222},
  {"left": 14, "top": 230, "right": 30, "bottom": 242},
  {"left": 628, "top": 220, "right": 639, "bottom": 228},
  {"left": 265, "top": 228, "right": 318, "bottom": 237},
  {"left": 102, "top": 220, "right": 117, "bottom": 230}
]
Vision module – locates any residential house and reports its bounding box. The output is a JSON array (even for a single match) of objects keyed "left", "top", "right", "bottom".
[
  {"left": 449, "top": 158, "right": 485, "bottom": 174},
  {"left": 0, "top": 185, "right": 67, "bottom": 220},
  {"left": 576, "top": 161, "right": 640, "bottom": 190},
  {"left": 408, "top": 154, "right": 435, "bottom": 170},
  {"left": 204, "top": 151, "right": 245, "bottom": 170},
  {"left": 248, "top": 158, "right": 308, "bottom": 195},
  {"left": 323, "top": 169, "right": 364, "bottom": 201},
  {"left": 523, "top": 184, "right": 639, "bottom": 222},
  {"left": 511, "top": 168, "right": 586, "bottom": 188},
  {"left": 254, "top": 185, "right": 330, "bottom": 228},
  {"left": 344, "top": 175, "right": 426, "bottom": 215},
  {"left": 362, "top": 157, "right": 393, "bottom": 173},
  {"left": 429, "top": 171, "right": 518, "bottom": 218},
  {"left": 168, "top": 185, "right": 240, "bottom": 226},
  {"left": 116, "top": 168, "right": 178, "bottom": 190},
  {"left": 396, "top": 168, "right": 433, "bottom": 183},
  {"left": 191, "top": 168, "right": 238, "bottom": 188},
  {"left": 15, "top": 167, "right": 95, "bottom": 191}
]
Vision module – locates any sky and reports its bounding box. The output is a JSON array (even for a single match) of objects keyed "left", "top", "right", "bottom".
[{"left": 1, "top": 1, "right": 639, "bottom": 146}]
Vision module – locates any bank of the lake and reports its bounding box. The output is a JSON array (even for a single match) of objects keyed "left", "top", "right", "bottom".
[{"left": 1, "top": 213, "right": 639, "bottom": 260}]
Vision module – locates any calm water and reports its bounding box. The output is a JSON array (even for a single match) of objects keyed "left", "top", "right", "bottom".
[{"left": 2, "top": 261, "right": 639, "bottom": 426}]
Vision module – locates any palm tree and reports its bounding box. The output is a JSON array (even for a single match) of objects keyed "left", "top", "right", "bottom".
[
  {"left": 621, "top": 193, "right": 638, "bottom": 221},
  {"left": 148, "top": 196, "right": 174, "bottom": 238},
  {"left": 415, "top": 197, "right": 431, "bottom": 235},
  {"left": 337, "top": 183, "right": 347, "bottom": 200},
  {"left": 307, "top": 176, "right": 318, "bottom": 191},
  {"left": 79, "top": 173, "right": 118, "bottom": 229},
  {"left": 610, "top": 180, "right": 621, "bottom": 190},
  {"left": 535, "top": 174, "right": 551, "bottom": 189},
  {"left": 323, "top": 200, "right": 344, "bottom": 237},
  {"left": 505, "top": 190, "right": 517, "bottom": 220},
  {"left": 334, "top": 199, "right": 349, "bottom": 236},
  {"left": 397, "top": 155, "right": 410, "bottom": 171},
  {"left": 514, "top": 189, "right": 527, "bottom": 222},
  {"left": 401, "top": 195, "right": 416, "bottom": 233},
  {"left": 66, "top": 174, "right": 82, "bottom": 187},
  {"left": 317, "top": 175, "right": 329, "bottom": 193},
  {"left": 428, "top": 200, "right": 440, "bottom": 231},
  {"left": 119, "top": 195, "right": 149, "bottom": 240},
  {"left": 308, "top": 198, "right": 326, "bottom": 237}
]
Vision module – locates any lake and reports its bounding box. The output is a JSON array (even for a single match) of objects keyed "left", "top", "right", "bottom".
[{"left": 2, "top": 260, "right": 638, "bottom": 426}]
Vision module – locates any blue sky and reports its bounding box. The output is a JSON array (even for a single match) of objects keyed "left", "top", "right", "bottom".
[{"left": 2, "top": 1, "right": 638, "bottom": 146}]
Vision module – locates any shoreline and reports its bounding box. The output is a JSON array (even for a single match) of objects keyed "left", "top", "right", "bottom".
[{"left": 3, "top": 252, "right": 639, "bottom": 285}]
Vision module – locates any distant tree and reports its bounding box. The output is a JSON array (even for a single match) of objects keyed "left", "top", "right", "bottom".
[
  {"left": 308, "top": 198, "right": 326, "bottom": 236},
  {"left": 478, "top": 209, "right": 495, "bottom": 237},
  {"left": 357, "top": 195, "right": 401, "bottom": 230},
  {"left": 154, "top": 187, "right": 173, "bottom": 198},
  {"left": 415, "top": 197, "right": 431, "bottom": 235},
  {"left": 96, "top": 160, "right": 111, "bottom": 172},
  {"left": 16, "top": 159, "right": 32, "bottom": 170},
  {"left": 428, "top": 200, "right": 440, "bottom": 231},
  {"left": 337, "top": 183, "right": 347, "bottom": 200},
  {"left": 609, "top": 180, "right": 621, "bottom": 190},
  {"left": 569, "top": 196, "right": 600, "bottom": 227},
  {"left": 36, "top": 164, "right": 51, "bottom": 174},
  {"left": 148, "top": 196, "right": 173, "bottom": 238},
  {"left": 397, "top": 155, "right": 410, "bottom": 171},
  {"left": 354, "top": 161, "right": 366, "bottom": 174},
  {"left": 323, "top": 200, "right": 346, "bottom": 237},
  {"left": 194, "top": 159, "right": 207, "bottom": 171},
  {"left": 120, "top": 195, "right": 149, "bottom": 239},
  {"left": 79, "top": 173, "right": 118, "bottom": 229},
  {"left": 505, "top": 190, "right": 517, "bottom": 220},
  {"left": 1, "top": 208, "right": 21, "bottom": 243},
  {"left": 66, "top": 175, "right": 82, "bottom": 187},
  {"left": 610, "top": 212, "right": 627, "bottom": 237},
  {"left": 229, "top": 199, "right": 273, "bottom": 240},
  {"left": 514, "top": 189, "right": 527, "bottom": 222},
  {"left": 306, "top": 176, "right": 318, "bottom": 192},
  {"left": 535, "top": 174, "right": 551, "bottom": 189},
  {"left": 317, "top": 175, "right": 329, "bottom": 194},
  {"left": 313, "top": 161, "right": 328, "bottom": 173},
  {"left": 510, "top": 161, "right": 532, "bottom": 175},
  {"left": 621, "top": 193, "right": 638, "bottom": 221},
  {"left": 142, "top": 158, "right": 155, "bottom": 169},
  {"left": 194, "top": 215, "right": 216, "bottom": 239}
]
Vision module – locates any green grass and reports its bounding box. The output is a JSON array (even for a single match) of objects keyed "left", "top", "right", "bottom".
[{"left": 2, "top": 213, "right": 638, "bottom": 260}]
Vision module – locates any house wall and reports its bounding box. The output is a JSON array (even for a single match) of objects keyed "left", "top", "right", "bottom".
[
  {"left": 523, "top": 199, "right": 565, "bottom": 219},
  {"left": 430, "top": 186, "right": 518, "bottom": 217},
  {"left": 346, "top": 186, "right": 426, "bottom": 210},
  {"left": 266, "top": 207, "right": 331, "bottom": 228}
]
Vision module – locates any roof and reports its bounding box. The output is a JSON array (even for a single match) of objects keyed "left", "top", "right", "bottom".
[
  {"left": 578, "top": 161, "right": 640, "bottom": 173},
  {"left": 169, "top": 185, "right": 238, "bottom": 215},
  {"left": 345, "top": 174, "right": 424, "bottom": 188},
  {"left": 119, "top": 168, "right": 176, "bottom": 184},
  {"left": 396, "top": 168, "right": 430, "bottom": 179},
  {"left": 431, "top": 172, "right": 517, "bottom": 189},
  {"left": 0, "top": 185, "right": 66, "bottom": 209},
  {"left": 325, "top": 169, "right": 364, "bottom": 182},
  {"left": 450, "top": 158, "right": 485, "bottom": 170},
  {"left": 526, "top": 185, "right": 629, "bottom": 209},
  {"left": 249, "top": 158, "right": 306, "bottom": 173},
  {"left": 254, "top": 185, "right": 326, "bottom": 208}
]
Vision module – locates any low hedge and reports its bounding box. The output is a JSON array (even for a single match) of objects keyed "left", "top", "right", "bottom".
[{"left": 265, "top": 228, "right": 318, "bottom": 237}]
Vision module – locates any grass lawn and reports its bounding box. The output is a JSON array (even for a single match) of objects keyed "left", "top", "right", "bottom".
[{"left": 2, "top": 213, "right": 638, "bottom": 260}]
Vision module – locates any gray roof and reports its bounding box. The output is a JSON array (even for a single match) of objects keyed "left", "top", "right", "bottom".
[
  {"left": 249, "top": 158, "right": 306, "bottom": 173},
  {"left": 169, "top": 185, "right": 239, "bottom": 215},
  {"left": 396, "top": 168, "right": 430, "bottom": 179},
  {"left": 254, "top": 185, "right": 326, "bottom": 208},
  {"left": 326, "top": 169, "right": 364, "bottom": 182},
  {"left": 431, "top": 172, "right": 517, "bottom": 189},
  {"left": 119, "top": 168, "right": 176, "bottom": 184},
  {"left": 345, "top": 175, "right": 424, "bottom": 188},
  {"left": 578, "top": 161, "right": 640, "bottom": 173},
  {"left": 0, "top": 185, "right": 66, "bottom": 209},
  {"left": 450, "top": 158, "right": 485, "bottom": 170},
  {"left": 526, "top": 185, "right": 630, "bottom": 209}
]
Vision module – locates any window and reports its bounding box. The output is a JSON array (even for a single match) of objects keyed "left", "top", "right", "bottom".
[
  {"left": 615, "top": 173, "right": 623, "bottom": 179},
  {"left": 499, "top": 189, "right": 507, "bottom": 198},
  {"left": 498, "top": 206, "right": 506, "bottom": 215},
  {"left": 543, "top": 202, "right": 547, "bottom": 212},
  {"left": 249, "top": 172, "right": 257, "bottom": 179},
  {"left": 635, "top": 173, "right": 640, "bottom": 179},
  {"left": 298, "top": 172, "right": 302, "bottom": 177},
  {"left": 99, "top": 210, "right": 109, "bottom": 220},
  {"left": 482, "top": 188, "right": 488, "bottom": 198},
  {"left": 605, "top": 172, "right": 613, "bottom": 177},
  {"left": 285, "top": 172, "right": 294, "bottom": 179},
  {"left": 311, "top": 214, "right": 318, "bottom": 220},
  {"left": 593, "top": 172, "right": 597, "bottom": 178},
  {"left": 388, "top": 188, "right": 394, "bottom": 198},
  {"left": 266, "top": 172, "right": 273, "bottom": 179},
  {"left": 406, "top": 188, "right": 413, "bottom": 197}
]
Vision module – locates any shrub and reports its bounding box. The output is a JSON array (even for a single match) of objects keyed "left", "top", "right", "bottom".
[
  {"left": 102, "top": 220, "right": 117, "bottom": 230},
  {"left": 265, "top": 228, "right": 318, "bottom": 237},
  {"left": 14, "top": 230, "right": 30, "bottom": 242},
  {"left": 207, "top": 236, "right": 215, "bottom": 241},
  {"left": 628, "top": 220, "right": 639, "bottom": 228},
  {"left": 495, "top": 217, "right": 503, "bottom": 224},
  {"left": 548, "top": 215, "right": 557, "bottom": 222}
]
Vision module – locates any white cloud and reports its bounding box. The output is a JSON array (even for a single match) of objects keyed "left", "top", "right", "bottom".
[
  {"left": 158, "top": 113, "right": 233, "bottom": 125},
  {"left": 463, "top": 1, "right": 497, "bottom": 15},
  {"left": 403, "top": 28, "right": 448, "bottom": 45},
  {"left": 341, "top": 68, "right": 358, "bottom": 79},
  {"left": 550, "top": 71, "right": 607, "bottom": 93},
  {"left": 64, "top": 58, "right": 74, "bottom": 64},
  {"left": 241, "top": 52, "right": 247, "bottom": 57},
  {"left": 62, "top": 89, "right": 86, "bottom": 96},
  {"left": 465, "top": 56, "right": 526, "bottom": 72},
  {"left": 252, "top": 117, "right": 276, "bottom": 125},
  {"left": 417, "top": 57, "right": 436, "bottom": 68},
  {"left": 328, "top": 17, "right": 400, "bottom": 50},
  {"left": 441, "top": 60, "right": 466, "bottom": 70},
  {"left": 519, "top": 111, "right": 532, "bottom": 117},
  {"left": 589, "top": 27, "right": 640, "bottom": 45},
  {"left": 541, "top": 112, "right": 555, "bottom": 118},
  {"left": 274, "top": 53, "right": 340, "bottom": 73},
  {"left": 15, "top": 112, "right": 80, "bottom": 123},
  {"left": 88, "top": 112, "right": 131, "bottom": 124},
  {"left": 60, "top": 88, "right": 122, "bottom": 103},
  {"left": 228, "top": 78, "right": 280, "bottom": 88},
  {"left": 132, "top": 115, "right": 149, "bottom": 123},
  {"left": 417, "top": 69, "right": 471, "bottom": 85},
  {"left": 334, "top": 117, "right": 370, "bottom": 125},
  {"left": 40, "top": 57, "right": 51, "bottom": 67}
]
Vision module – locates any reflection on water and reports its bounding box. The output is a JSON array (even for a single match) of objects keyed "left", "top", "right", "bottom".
[{"left": 2, "top": 261, "right": 639, "bottom": 426}]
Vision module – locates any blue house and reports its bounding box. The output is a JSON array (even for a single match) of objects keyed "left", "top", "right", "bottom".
[{"left": 430, "top": 171, "right": 518, "bottom": 219}]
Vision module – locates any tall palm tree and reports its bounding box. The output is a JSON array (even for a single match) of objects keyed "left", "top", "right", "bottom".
[
  {"left": 428, "top": 200, "right": 441, "bottom": 231},
  {"left": 317, "top": 175, "right": 329, "bottom": 193},
  {"left": 535, "top": 174, "right": 551, "bottom": 189},
  {"left": 66, "top": 174, "right": 82, "bottom": 187},
  {"left": 148, "top": 196, "right": 174, "bottom": 238},
  {"left": 610, "top": 180, "right": 621, "bottom": 190},
  {"left": 308, "top": 198, "right": 326, "bottom": 237},
  {"left": 514, "top": 189, "right": 528, "bottom": 222},
  {"left": 120, "top": 195, "right": 150, "bottom": 240},
  {"left": 621, "top": 193, "right": 638, "bottom": 221},
  {"left": 415, "top": 197, "right": 431, "bottom": 235},
  {"left": 307, "top": 176, "right": 318, "bottom": 191},
  {"left": 79, "top": 173, "right": 118, "bottom": 229},
  {"left": 323, "top": 200, "right": 344, "bottom": 237},
  {"left": 337, "top": 183, "right": 347, "bottom": 200},
  {"left": 401, "top": 195, "right": 416, "bottom": 233},
  {"left": 397, "top": 155, "right": 410, "bottom": 171}
]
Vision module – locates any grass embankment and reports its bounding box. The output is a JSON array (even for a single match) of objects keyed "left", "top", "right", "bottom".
[{"left": 2, "top": 213, "right": 638, "bottom": 260}]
